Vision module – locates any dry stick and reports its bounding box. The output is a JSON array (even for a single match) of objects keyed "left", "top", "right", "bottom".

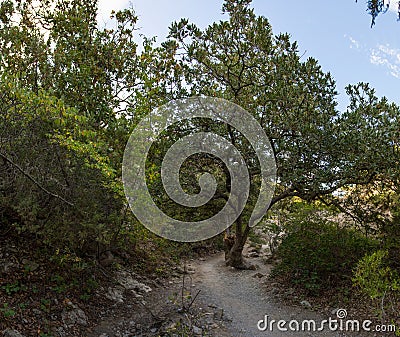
[
  {"left": 181, "top": 262, "right": 187, "bottom": 310},
  {"left": 0, "top": 152, "right": 74, "bottom": 207},
  {"left": 187, "top": 289, "right": 201, "bottom": 311},
  {"left": 180, "top": 261, "right": 200, "bottom": 311},
  {"left": 380, "top": 290, "right": 387, "bottom": 322}
]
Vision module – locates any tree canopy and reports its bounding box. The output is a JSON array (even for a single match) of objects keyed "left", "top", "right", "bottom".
[
  {"left": 0, "top": 0, "right": 399, "bottom": 269},
  {"left": 0, "top": 1, "right": 399, "bottom": 333},
  {"left": 356, "top": 0, "right": 400, "bottom": 26},
  {"left": 162, "top": 0, "right": 400, "bottom": 266}
]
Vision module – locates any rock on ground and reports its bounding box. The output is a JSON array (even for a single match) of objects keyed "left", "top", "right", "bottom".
[{"left": 3, "top": 330, "right": 25, "bottom": 337}]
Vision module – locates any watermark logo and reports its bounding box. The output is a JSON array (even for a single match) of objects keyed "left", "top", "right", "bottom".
[
  {"left": 122, "top": 96, "right": 276, "bottom": 242},
  {"left": 257, "top": 308, "right": 398, "bottom": 334}
]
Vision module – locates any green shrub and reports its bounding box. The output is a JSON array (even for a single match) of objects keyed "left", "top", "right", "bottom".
[
  {"left": 0, "top": 303, "right": 16, "bottom": 318},
  {"left": 273, "top": 207, "right": 378, "bottom": 294},
  {"left": 353, "top": 249, "right": 400, "bottom": 300},
  {"left": 0, "top": 77, "right": 125, "bottom": 256}
]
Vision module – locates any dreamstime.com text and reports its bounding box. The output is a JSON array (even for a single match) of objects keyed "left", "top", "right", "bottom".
[{"left": 257, "top": 309, "right": 398, "bottom": 334}]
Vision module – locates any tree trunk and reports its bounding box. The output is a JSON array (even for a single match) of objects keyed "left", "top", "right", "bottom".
[
  {"left": 225, "top": 237, "right": 246, "bottom": 268},
  {"left": 224, "top": 215, "right": 251, "bottom": 269}
]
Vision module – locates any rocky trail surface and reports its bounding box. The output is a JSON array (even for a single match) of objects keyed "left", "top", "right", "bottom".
[
  {"left": 84, "top": 248, "right": 362, "bottom": 337},
  {"left": 191, "top": 251, "right": 343, "bottom": 337},
  {"left": 3, "top": 246, "right": 379, "bottom": 337}
]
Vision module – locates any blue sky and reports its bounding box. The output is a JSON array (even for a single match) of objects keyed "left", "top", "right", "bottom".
[{"left": 98, "top": 0, "right": 400, "bottom": 111}]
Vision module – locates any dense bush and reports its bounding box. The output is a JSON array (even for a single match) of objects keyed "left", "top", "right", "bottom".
[
  {"left": 0, "top": 77, "right": 125, "bottom": 255},
  {"left": 353, "top": 249, "right": 400, "bottom": 300},
  {"left": 352, "top": 249, "right": 400, "bottom": 321},
  {"left": 272, "top": 204, "right": 379, "bottom": 294}
]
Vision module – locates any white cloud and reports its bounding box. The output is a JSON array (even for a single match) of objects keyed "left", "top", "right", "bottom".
[
  {"left": 388, "top": 0, "right": 399, "bottom": 13},
  {"left": 370, "top": 44, "right": 400, "bottom": 78},
  {"left": 344, "top": 35, "right": 400, "bottom": 79},
  {"left": 346, "top": 35, "right": 360, "bottom": 49}
]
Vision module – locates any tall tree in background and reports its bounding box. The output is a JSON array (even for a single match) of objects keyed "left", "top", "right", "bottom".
[{"left": 167, "top": 0, "right": 398, "bottom": 268}]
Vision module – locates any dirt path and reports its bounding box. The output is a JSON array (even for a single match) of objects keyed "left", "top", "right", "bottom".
[
  {"left": 88, "top": 250, "right": 371, "bottom": 337},
  {"left": 191, "top": 252, "right": 342, "bottom": 337}
]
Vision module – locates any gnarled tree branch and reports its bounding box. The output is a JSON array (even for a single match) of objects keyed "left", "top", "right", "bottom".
[{"left": 0, "top": 152, "right": 74, "bottom": 207}]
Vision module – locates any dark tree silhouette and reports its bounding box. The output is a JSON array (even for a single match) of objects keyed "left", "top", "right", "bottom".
[{"left": 356, "top": 0, "right": 400, "bottom": 26}]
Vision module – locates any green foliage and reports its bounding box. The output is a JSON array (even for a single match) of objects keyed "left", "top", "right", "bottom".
[
  {"left": 79, "top": 277, "right": 99, "bottom": 301},
  {"left": 1, "top": 281, "right": 27, "bottom": 295},
  {"left": 49, "top": 247, "right": 88, "bottom": 270},
  {"left": 353, "top": 250, "right": 400, "bottom": 299},
  {"left": 40, "top": 298, "right": 51, "bottom": 313},
  {"left": 165, "top": 0, "right": 400, "bottom": 267},
  {"left": 0, "top": 76, "right": 125, "bottom": 254},
  {"left": 0, "top": 303, "right": 16, "bottom": 318},
  {"left": 273, "top": 203, "right": 378, "bottom": 294},
  {"left": 248, "top": 230, "right": 265, "bottom": 245},
  {"left": 50, "top": 275, "right": 69, "bottom": 294},
  {"left": 332, "top": 84, "right": 400, "bottom": 268},
  {"left": 0, "top": 0, "right": 398, "bottom": 296},
  {"left": 0, "top": 0, "right": 186, "bottom": 260}
]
